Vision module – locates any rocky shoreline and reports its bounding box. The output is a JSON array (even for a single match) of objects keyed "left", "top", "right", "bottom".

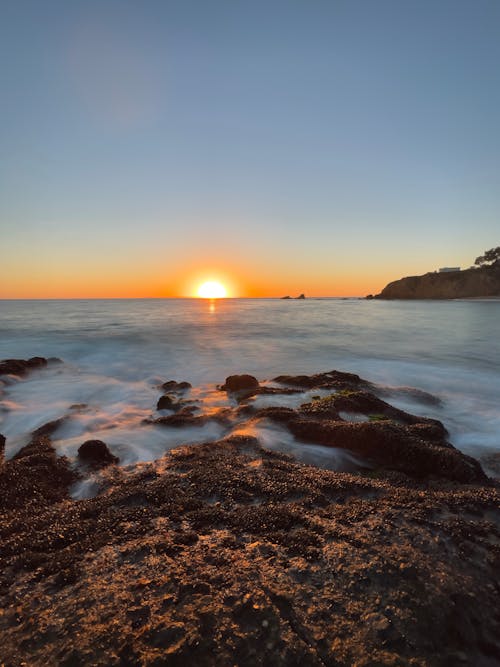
[
  {"left": 1, "top": 359, "right": 499, "bottom": 666},
  {"left": 368, "top": 263, "right": 500, "bottom": 300}
]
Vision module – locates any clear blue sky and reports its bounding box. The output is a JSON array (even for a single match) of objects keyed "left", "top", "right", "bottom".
[{"left": 1, "top": 0, "right": 499, "bottom": 296}]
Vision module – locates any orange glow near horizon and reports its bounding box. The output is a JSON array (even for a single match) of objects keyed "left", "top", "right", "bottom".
[{"left": 0, "top": 254, "right": 406, "bottom": 299}]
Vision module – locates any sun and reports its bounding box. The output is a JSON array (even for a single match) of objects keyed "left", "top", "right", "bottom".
[{"left": 197, "top": 280, "right": 227, "bottom": 299}]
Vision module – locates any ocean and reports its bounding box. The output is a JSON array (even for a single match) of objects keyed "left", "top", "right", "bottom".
[{"left": 1, "top": 298, "right": 499, "bottom": 481}]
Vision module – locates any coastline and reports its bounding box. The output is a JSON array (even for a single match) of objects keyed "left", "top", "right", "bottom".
[{"left": 1, "top": 360, "right": 499, "bottom": 665}]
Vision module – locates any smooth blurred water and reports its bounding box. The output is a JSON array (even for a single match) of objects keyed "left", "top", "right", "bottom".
[{"left": 1, "top": 298, "right": 499, "bottom": 471}]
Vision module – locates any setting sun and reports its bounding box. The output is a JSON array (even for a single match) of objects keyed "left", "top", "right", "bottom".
[{"left": 197, "top": 280, "right": 227, "bottom": 298}]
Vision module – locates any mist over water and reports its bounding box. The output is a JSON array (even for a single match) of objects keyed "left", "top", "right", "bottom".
[{"left": 1, "top": 298, "right": 499, "bottom": 476}]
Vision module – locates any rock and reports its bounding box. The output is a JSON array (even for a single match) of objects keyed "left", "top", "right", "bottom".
[
  {"left": 0, "top": 433, "right": 5, "bottom": 466},
  {"left": 32, "top": 417, "right": 66, "bottom": 439},
  {"left": 273, "top": 370, "right": 366, "bottom": 390},
  {"left": 255, "top": 386, "right": 303, "bottom": 396},
  {"left": 281, "top": 295, "right": 291, "bottom": 299},
  {"left": 77, "top": 440, "right": 119, "bottom": 467},
  {"left": 151, "top": 407, "right": 231, "bottom": 428},
  {"left": 156, "top": 394, "right": 198, "bottom": 413},
  {"left": 0, "top": 357, "right": 48, "bottom": 377},
  {"left": 157, "top": 394, "right": 177, "bottom": 410},
  {"left": 0, "top": 426, "right": 498, "bottom": 666},
  {"left": 299, "top": 396, "right": 341, "bottom": 420},
  {"left": 296, "top": 293, "right": 306, "bottom": 299},
  {"left": 287, "top": 419, "right": 486, "bottom": 483},
  {"left": 300, "top": 390, "right": 447, "bottom": 433},
  {"left": 161, "top": 380, "right": 192, "bottom": 393},
  {"left": 252, "top": 407, "right": 297, "bottom": 423},
  {"left": 0, "top": 436, "right": 77, "bottom": 509},
  {"left": 222, "top": 375, "right": 260, "bottom": 393}
]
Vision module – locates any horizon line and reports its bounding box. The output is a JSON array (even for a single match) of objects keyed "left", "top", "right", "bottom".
[{"left": 0, "top": 295, "right": 365, "bottom": 301}]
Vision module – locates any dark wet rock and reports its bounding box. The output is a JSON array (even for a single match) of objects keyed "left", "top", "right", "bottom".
[
  {"left": 299, "top": 395, "right": 342, "bottom": 420},
  {"left": 407, "top": 422, "right": 450, "bottom": 442},
  {"left": 157, "top": 394, "right": 198, "bottom": 414},
  {"left": 253, "top": 407, "right": 297, "bottom": 423},
  {"left": 78, "top": 440, "right": 119, "bottom": 468},
  {"left": 288, "top": 419, "right": 486, "bottom": 483},
  {"left": 156, "top": 393, "right": 198, "bottom": 413},
  {"left": 274, "top": 373, "right": 318, "bottom": 388},
  {"left": 0, "top": 433, "right": 5, "bottom": 466},
  {"left": 149, "top": 407, "right": 231, "bottom": 428},
  {"left": 255, "top": 386, "right": 303, "bottom": 396},
  {"left": 160, "top": 380, "right": 192, "bottom": 393},
  {"left": 0, "top": 436, "right": 77, "bottom": 509},
  {"left": 0, "top": 356, "right": 48, "bottom": 377},
  {"left": 273, "top": 370, "right": 368, "bottom": 390},
  {"left": 301, "top": 390, "right": 447, "bottom": 433},
  {"left": 222, "top": 374, "right": 260, "bottom": 393},
  {"left": 156, "top": 394, "right": 177, "bottom": 410},
  {"left": 32, "top": 417, "right": 67, "bottom": 439},
  {"left": 154, "top": 412, "right": 206, "bottom": 427}
]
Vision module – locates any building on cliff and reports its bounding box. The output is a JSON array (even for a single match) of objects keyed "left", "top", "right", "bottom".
[{"left": 438, "top": 267, "right": 461, "bottom": 273}]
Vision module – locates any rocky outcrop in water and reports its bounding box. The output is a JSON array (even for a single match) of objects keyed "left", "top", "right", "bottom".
[
  {"left": 78, "top": 439, "right": 119, "bottom": 468},
  {"left": 373, "top": 264, "right": 500, "bottom": 299},
  {"left": 0, "top": 356, "right": 48, "bottom": 376}
]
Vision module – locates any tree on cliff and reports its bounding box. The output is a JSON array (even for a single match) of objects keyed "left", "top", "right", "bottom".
[{"left": 474, "top": 246, "right": 500, "bottom": 267}]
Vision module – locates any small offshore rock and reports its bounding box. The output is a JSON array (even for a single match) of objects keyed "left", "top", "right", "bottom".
[
  {"left": 222, "top": 375, "right": 259, "bottom": 393},
  {"left": 157, "top": 394, "right": 177, "bottom": 411},
  {"left": 161, "top": 380, "right": 192, "bottom": 392},
  {"left": 0, "top": 357, "right": 48, "bottom": 377},
  {"left": 77, "top": 440, "right": 119, "bottom": 467}
]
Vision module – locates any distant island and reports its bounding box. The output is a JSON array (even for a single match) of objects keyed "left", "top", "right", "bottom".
[
  {"left": 368, "top": 246, "right": 500, "bottom": 299},
  {"left": 281, "top": 293, "right": 306, "bottom": 299}
]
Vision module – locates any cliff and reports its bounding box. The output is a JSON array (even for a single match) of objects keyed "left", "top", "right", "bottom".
[{"left": 374, "top": 264, "right": 500, "bottom": 299}]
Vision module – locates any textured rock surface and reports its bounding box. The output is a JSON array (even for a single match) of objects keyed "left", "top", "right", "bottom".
[
  {"left": 0, "top": 367, "right": 499, "bottom": 666},
  {"left": 222, "top": 374, "right": 260, "bottom": 392},
  {"left": 0, "top": 436, "right": 77, "bottom": 509},
  {"left": 0, "top": 435, "right": 499, "bottom": 666}
]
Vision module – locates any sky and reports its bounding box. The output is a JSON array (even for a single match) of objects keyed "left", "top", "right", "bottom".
[{"left": 1, "top": 0, "right": 499, "bottom": 298}]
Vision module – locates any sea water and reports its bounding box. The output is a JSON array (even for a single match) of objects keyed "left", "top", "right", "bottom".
[{"left": 1, "top": 298, "right": 499, "bottom": 476}]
